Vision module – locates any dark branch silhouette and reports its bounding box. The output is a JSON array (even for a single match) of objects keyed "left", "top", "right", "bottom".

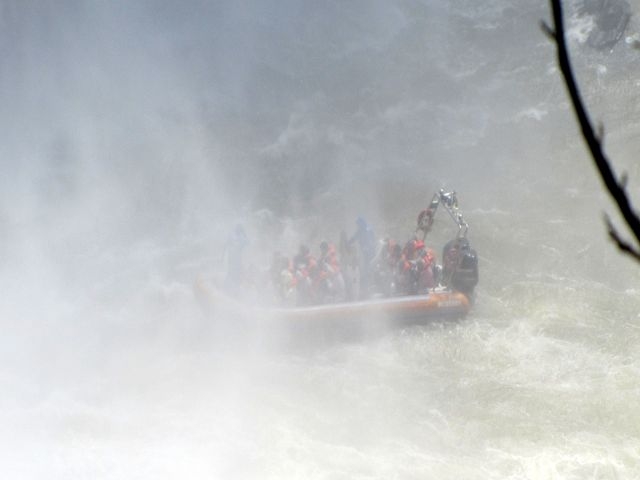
[{"left": 543, "top": 0, "right": 640, "bottom": 262}]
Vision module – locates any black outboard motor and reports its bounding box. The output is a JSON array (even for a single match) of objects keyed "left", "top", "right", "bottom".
[{"left": 442, "top": 238, "right": 479, "bottom": 296}]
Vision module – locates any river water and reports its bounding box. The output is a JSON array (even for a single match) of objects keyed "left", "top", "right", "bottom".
[{"left": 2, "top": 0, "right": 640, "bottom": 478}]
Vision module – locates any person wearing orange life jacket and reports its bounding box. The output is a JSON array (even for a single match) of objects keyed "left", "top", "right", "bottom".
[
  {"left": 270, "top": 251, "right": 295, "bottom": 304},
  {"left": 397, "top": 237, "right": 419, "bottom": 295},
  {"left": 318, "top": 241, "right": 340, "bottom": 274},
  {"left": 399, "top": 237, "right": 422, "bottom": 270},
  {"left": 292, "top": 244, "right": 318, "bottom": 305},
  {"left": 398, "top": 237, "right": 436, "bottom": 295},
  {"left": 414, "top": 241, "right": 437, "bottom": 292},
  {"left": 316, "top": 240, "right": 346, "bottom": 302}
]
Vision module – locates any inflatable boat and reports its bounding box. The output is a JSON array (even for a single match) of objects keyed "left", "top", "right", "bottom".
[
  {"left": 194, "top": 278, "right": 471, "bottom": 341},
  {"left": 196, "top": 189, "right": 478, "bottom": 337}
]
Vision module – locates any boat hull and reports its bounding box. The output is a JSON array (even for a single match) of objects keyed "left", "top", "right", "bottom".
[
  {"left": 269, "top": 291, "right": 470, "bottom": 324},
  {"left": 195, "top": 279, "right": 470, "bottom": 327}
]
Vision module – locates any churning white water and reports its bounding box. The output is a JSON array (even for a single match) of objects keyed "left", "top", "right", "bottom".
[{"left": 2, "top": 0, "right": 640, "bottom": 478}]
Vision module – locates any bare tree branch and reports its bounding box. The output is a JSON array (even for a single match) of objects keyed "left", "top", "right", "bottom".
[
  {"left": 606, "top": 215, "right": 640, "bottom": 261},
  {"left": 540, "top": 20, "right": 555, "bottom": 40},
  {"left": 546, "top": 0, "right": 640, "bottom": 262}
]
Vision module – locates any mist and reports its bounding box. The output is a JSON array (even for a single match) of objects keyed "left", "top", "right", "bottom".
[{"left": 2, "top": 0, "right": 640, "bottom": 478}]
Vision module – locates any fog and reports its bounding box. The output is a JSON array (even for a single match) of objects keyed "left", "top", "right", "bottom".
[{"left": 2, "top": 0, "right": 640, "bottom": 478}]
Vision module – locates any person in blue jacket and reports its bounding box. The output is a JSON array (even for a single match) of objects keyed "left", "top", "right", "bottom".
[{"left": 349, "top": 216, "right": 376, "bottom": 298}]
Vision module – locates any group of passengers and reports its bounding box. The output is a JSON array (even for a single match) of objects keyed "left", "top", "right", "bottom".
[
  {"left": 224, "top": 193, "right": 478, "bottom": 304},
  {"left": 270, "top": 241, "right": 345, "bottom": 306},
  {"left": 372, "top": 236, "right": 437, "bottom": 298},
  {"left": 269, "top": 216, "right": 443, "bottom": 306}
]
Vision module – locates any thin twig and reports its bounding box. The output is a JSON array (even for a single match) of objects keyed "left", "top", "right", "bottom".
[{"left": 606, "top": 215, "right": 640, "bottom": 261}]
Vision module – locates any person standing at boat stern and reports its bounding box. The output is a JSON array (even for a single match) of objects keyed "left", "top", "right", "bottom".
[{"left": 349, "top": 216, "right": 376, "bottom": 298}]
